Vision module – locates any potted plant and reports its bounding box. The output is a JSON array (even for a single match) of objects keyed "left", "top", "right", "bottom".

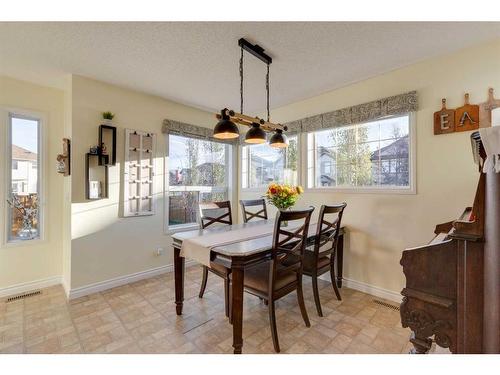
[{"left": 102, "top": 111, "right": 115, "bottom": 125}]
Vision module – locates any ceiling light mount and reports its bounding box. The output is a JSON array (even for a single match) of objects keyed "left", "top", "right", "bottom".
[{"left": 238, "top": 38, "right": 272, "bottom": 65}]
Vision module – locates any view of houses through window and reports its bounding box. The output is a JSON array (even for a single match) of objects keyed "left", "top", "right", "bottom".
[
  {"left": 168, "top": 135, "right": 229, "bottom": 227},
  {"left": 241, "top": 136, "right": 298, "bottom": 189},
  {"left": 8, "top": 115, "right": 41, "bottom": 241},
  {"left": 307, "top": 115, "right": 410, "bottom": 189}
]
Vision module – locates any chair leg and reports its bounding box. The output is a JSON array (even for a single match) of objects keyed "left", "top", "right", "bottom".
[
  {"left": 330, "top": 263, "right": 342, "bottom": 301},
  {"left": 296, "top": 275, "right": 311, "bottom": 327},
  {"left": 224, "top": 277, "right": 230, "bottom": 318},
  {"left": 311, "top": 273, "right": 323, "bottom": 317},
  {"left": 268, "top": 300, "right": 280, "bottom": 353},
  {"left": 198, "top": 266, "right": 208, "bottom": 298}
]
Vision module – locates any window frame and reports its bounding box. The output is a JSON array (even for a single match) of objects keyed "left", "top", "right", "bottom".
[
  {"left": 305, "top": 113, "right": 417, "bottom": 194},
  {"left": 164, "top": 133, "right": 236, "bottom": 234},
  {"left": 240, "top": 134, "right": 301, "bottom": 193},
  {"left": 1, "top": 108, "right": 47, "bottom": 247}
]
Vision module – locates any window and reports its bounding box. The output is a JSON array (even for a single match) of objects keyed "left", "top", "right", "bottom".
[
  {"left": 167, "top": 134, "right": 231, "bottom": 228},
  {"left": 307, "top": 115, "right": 413, "bottom": 191},
  {"left": 6, "top": 114, "right": 42, "bottom": 241},
  {"left": 241, "top": 135, "right": 298, "bottom": 189}
]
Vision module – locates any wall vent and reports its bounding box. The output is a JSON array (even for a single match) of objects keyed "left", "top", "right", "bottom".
[
  {"left": 6, "top": 290, "right": 41, "bottom": 303},
  {"left": 373, "top": 299, "right": 400, "bottom": 311}
]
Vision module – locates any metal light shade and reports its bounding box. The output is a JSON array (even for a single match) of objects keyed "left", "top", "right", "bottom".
[
  {"left": 244, "top": 123, "right": 267, "bottom": 144},
  {"left": 269, "top": 129, "right": 288, "bottom": 148},
  {"left": 213, "top": 115, "right": 240, "bottom": 139}
]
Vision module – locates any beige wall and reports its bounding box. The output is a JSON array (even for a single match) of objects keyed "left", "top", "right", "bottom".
[
  {"left": 70, "top": 75, "right": 214, "bottom": 289},
  {"left": 0, "top": 76, "right": 65, "bottom": 291},
  {"left": 240, "top": 39, "right": 500, "bottom": 295}
]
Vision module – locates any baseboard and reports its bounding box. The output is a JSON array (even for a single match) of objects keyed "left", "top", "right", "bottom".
[
  {"left": 342, "top": 278, "right": 402, "bottom": 303},
  {"left": 68, "top": 260, "right": 197, "bottom": 300},
  {"left": 0, "top": 275, "right": 62, "bottom": 299},
  {"left": 319, "top": 273, "right": 402, "bottom": 303}
]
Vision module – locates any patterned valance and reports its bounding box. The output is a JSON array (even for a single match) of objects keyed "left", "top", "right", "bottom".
[
  {"left": 291, "top": 90, "right": 418, "bottom": 133},
  {"left": 162, "top": 119, "right": 238, "bottom": 144}
]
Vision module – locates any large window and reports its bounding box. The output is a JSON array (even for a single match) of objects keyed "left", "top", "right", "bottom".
[
  {"left": 307, "top": 115, "right": 413, "bottom": 191},
  {"left": 167, "top": 134, "right": 230, "bottom": 228},
  {"left": 241, "top": 135, "right": 298, "bottom": 189},
  {"left": 6, "top": 114, "right": 42, "bottom": 241}
]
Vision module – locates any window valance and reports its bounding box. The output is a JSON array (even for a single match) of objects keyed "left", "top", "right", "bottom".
[
  {"left": 162, "top": 119, "right": 238, "bottom": 144},
  {"left": 286, "top": 90, "right": 418, "bottom": 133}
]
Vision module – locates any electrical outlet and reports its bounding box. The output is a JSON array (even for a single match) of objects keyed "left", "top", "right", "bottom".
[{"left": 156, "top": 247, "right": 164, "bottom": 256}]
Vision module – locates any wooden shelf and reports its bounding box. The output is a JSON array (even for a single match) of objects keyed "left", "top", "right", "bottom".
[{"left": 85, "top": 153, "right": 109, "bottom": 200}]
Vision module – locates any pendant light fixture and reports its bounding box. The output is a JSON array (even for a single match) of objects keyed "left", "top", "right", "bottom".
[
  {"left": 214, "top": 38, "right": 288, "bottom": 147},
  {"left": 213, "top": 108, "right": 240, "bottom": 139}
]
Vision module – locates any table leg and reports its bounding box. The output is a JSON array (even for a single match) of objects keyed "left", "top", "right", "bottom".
[
  {"left": 231, "top": 267, "right": 244, "bottom": 354},
  {"left": 336, "top": 234, "right": 344, "bottom": 288},
  {"left": 174, "top": 246, "right": 185, "bottom": 315}
]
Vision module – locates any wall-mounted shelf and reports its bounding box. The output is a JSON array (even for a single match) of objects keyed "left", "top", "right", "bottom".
[
  {"left": 123, "top": 129, "right": 156, "bottom": 217},
  {"left": 99, "top": 125, "right": 117, "bottom": 166},
  {"left": 85, "top": 153, "right": 109, "bottom": 200}
]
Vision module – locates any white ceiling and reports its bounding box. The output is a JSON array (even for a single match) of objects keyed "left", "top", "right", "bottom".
[{"left": 1, "top": 22, "right": 500, "bottom": 112}]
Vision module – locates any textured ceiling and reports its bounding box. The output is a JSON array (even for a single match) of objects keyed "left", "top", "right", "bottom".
[{"left": 1, "top": 22, "right": 500, "bottom": 112}]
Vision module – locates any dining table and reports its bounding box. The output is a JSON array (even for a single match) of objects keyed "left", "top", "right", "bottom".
[{"left": 171, "top": 219, "right": 346, "bottom": 354}]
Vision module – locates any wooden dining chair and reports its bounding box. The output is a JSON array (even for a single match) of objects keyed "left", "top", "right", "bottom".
[
  {"left": 198, "top": 200, "right": 233, "bottom": 318},
  {"left": 238, "top": 207, "right": 315, "bottom": 353},
  {"left": 303, "top": 203, "right": 347, "bottom": 317},
  {"left": 239, "top": 199, "right": 268, "bottom": 223}
]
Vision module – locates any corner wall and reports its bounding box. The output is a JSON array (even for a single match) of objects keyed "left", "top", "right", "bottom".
[
  {"left": 70, "top": 75, "right": 213, "bottom": 290},
  {"left": 0, "top": 76, "right": 65, "bottom": 295}
]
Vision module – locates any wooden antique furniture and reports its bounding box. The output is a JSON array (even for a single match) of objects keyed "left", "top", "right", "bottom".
[
  {"left": 239, "top": 199, "right": 268, "bottom": 223},
  {"left": 400, "top": 131, "right": 499, "bottom": 354},
  {"left": 172, "top": 219, "right": 346, "bottom": 354},
  {"left": 238, "top": 208, "right": 314, "bottom": 353},
  {"left": 198, "top": 201, "right": 233, "bottom": 318},
  {"left": 303, "top": 203, "right": 347, "bottom": 317}
]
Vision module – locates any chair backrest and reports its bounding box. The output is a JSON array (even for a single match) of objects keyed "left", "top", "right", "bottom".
[
  {"left": 269, "top": 207, "right": 315, "bottom": 288},
  {"left": 199, "top": 201, "right": 233, "bottom": 229},
  {"left": 239, "top": 199, "right": 268, "bottom": 223},
  {"left": 313, "top": 203, "right": 347, "bottom": 259}
]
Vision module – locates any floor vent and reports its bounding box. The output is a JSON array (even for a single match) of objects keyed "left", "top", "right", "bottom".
[
  {"left": 6, "top": 290, "right": 41, "bottom": 303},
  {"left": 373, "top": 299, "right": 400, "bottom": 311}
]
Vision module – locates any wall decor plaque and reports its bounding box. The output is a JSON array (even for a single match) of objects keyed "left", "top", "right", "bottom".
[
  {"left": 455, "top": 93, "right": 479, "bottom": 132},
  {"left": 434, "top": 98, "right": 455, "bottom": 135},
  {"left": 479, "top": 88, "right": 500, "bottom": 128}
]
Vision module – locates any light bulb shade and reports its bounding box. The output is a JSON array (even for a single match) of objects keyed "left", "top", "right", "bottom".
[
  {"left": 269, "top": 129, "right": 288, "bottom": 148},
  {"left": 244, "top": 123, "right": 267, "bottom": 144},
  {"left": 213, "top": 116, "right": 240, "bottom": 139}
]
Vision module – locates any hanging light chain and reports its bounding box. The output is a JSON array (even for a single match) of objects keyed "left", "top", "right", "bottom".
[
  {"left": 239, "top": 46, "right": 244, "bottom": 114},
  {"left": 266, "top": 63, "right": 270, "bottom": 122}
]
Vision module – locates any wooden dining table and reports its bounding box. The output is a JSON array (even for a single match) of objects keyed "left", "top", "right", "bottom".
[{"left": 171, "top": 219, "right": 346, "bottom": 354}]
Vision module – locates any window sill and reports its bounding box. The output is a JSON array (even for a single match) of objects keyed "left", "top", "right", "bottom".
[
  {"left": 166, "top": 223, "right": 200, "bottom": 235},
  {"left": 1, "top": 237, "right": 46, "bottom": 249},
  {"left": 240, "top": 187, "right": 267, "bottom": 194},
  {"left": 305, "top": 186, "right": 416, "bottom": 195}
]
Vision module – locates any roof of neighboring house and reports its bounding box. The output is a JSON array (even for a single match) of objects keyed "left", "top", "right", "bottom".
[
  {"left": 12, "top": 145, "right": 37, "bottom": 161},
  {"left": 371, "top": 136, "right": 409, "bottom": 161}
]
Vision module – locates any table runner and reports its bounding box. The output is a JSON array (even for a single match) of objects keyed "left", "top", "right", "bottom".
[{"left": 180, "top": 221, "right": 276, "bottom": 266}]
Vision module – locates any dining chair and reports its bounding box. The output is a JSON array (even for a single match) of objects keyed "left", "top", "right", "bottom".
[
  {"left": 239, "top": 199, "right": 268, "bottom": 223},
  {"left": 237, "top": 207, "right": 315, "bottom": 353},
  {"left": 303, "top": 203, "right": 347, "bottom": 317},
  {"left": 198, "top": 200, "right": 233, "bottom": 318}
]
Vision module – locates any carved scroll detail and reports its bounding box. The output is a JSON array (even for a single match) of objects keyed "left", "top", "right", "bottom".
[{"left": 400, "top": 297, "right": 453, "bottom": 353}]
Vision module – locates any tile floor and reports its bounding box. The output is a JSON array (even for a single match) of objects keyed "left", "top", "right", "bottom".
[{"left": 0, "top": 265, "right": 418, "bottom": 354}]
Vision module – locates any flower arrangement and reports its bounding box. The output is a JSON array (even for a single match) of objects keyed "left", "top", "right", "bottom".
[{"left": 265, "top": 183, "right": 304, "bottom": 210}]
